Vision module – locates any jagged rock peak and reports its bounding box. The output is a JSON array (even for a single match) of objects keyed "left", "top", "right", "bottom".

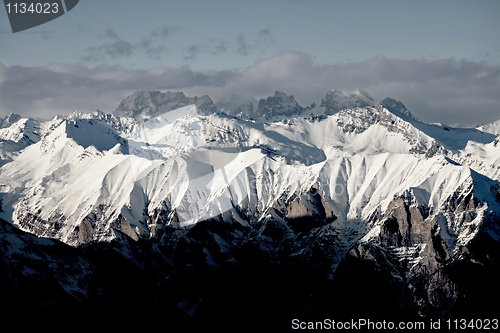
[
  {"left": 380, "top": 97, "right": 413, "bottom": 118},
  {"left": 215, "top": 95, "right": 256, "bottom": 118},
  {"left": 320, "top": 89, "right": 375, "bottom": 115},
  {"left": 115, "top": 90, "right": 217, "bottom": 121},
  {"left": 0, "top": 113, "right": 22, "bottom": 129},
  {"left": 255, "top": 91, "right": 303, "bottom": 118}
]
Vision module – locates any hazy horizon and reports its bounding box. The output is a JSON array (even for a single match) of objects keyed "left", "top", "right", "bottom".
[{"left": 1, "top": 0, "right": 499, "bottom": 125}]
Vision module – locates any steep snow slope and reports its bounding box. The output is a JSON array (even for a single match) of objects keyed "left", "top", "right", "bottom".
[
  {"left": 478, "top": 119, "right": 500, "bottom": 135},
  {"left": 0, "top": 116, "right": 43, "bottom": 166},
  {"left": 0, "top": 90, "right": 499, "bottom": 326},
  {"left": 0, "top": 117, "right": 128, "bottom": 243},
  {"left": 265, "top": 105, "right": 439, "bottom": 156},
  {"left": 1, "top": 101, "right": 497, "bottom": 249}
]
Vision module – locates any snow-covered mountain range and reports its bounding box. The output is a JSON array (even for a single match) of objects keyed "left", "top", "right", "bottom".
[{"left": 0, "top": 89, "right": 499, "bottom": 326}]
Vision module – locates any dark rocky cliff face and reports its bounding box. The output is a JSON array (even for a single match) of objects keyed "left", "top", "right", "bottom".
[
  {"left": 2, "top": 181, "right": 499, "bottom": 331},
  {"left": 321, "top": 89, "right": 375, "bottom": 115},
  {"left": 255, "top": 91, "right": 303, "bottom": 118},
  {"left": 116, "top": 90, "right": 217, "bottom": 120}
]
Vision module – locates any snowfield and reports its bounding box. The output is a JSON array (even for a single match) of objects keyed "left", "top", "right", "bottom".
[
  {"left": 1, "top": 90, "right": 499, "bottom": 324},
  {"left": 0, "top": 90, "right": 498, "bottom": 249}
]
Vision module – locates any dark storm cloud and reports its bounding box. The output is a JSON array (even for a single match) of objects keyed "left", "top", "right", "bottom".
[
  {"left": 138, "top": 38, "right": 170, "bottom": 60},
  {"left": 0, "top": 62, "right": 237, "bottom": 119},
  {"left": 83, "top": 27, "right": 134, "bottom": 62},
  {"left": 144, "top": 45, "right": 168, "bottom": 60},
  {"left": 82, "top": 40, "right": 134, "bottom": 62},
  {"left": 83, "top": 26, "right": 178, "bottom": 63},
  {"left": 185, "top": 29, "right": 275, "bottom": 62},
  {"left": 138, "top": 25, "right": 178, "bottom": 59},
  {"left": 235, "top": 33, "right": 251, "bottom": 56},
  {"left": 0, "top": 53, "right": 499, "bottom": 125},
  {"left": 235, "top": 29, "right": 274, "bottom": 57},
  {"left": 183, "top": 45, "right": 202, "bottom": 61},
  {"left": 100, "top": 27, "right": 121, "bottom": 40},
  {"left": 75, "top": 23, "right": 92, "bottom": 33},
  {"left": 183, "top": 39, "right": 228, "bottom": 61},
  {"left": 256, "top": 28, "right": 274, "bottom": 47},
  {"left": 257, "top": 28, "right": 271, "bottom": 37},
  {"left": 219, "top": 52, "right": 500, "bottom": 125},
  {"left": 150, "top": 25, "right": 177, "bottom": 40}
]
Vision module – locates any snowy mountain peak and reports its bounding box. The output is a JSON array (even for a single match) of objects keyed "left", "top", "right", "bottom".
[
  {"left": 380, "top": 97, "right": 414, "bottom": 119},
  {"left": 273, "top": 90, "right": 289, "bottom": 98},
  {"left": 37, "top": 116, "right": 127, "bottom": 156},
  {"left": 0, "top": 113, "right": 22, "bottom": 129},
  {"left": 63, "top": 118, "right": 128, "bottom": 152},
  {"left": 0, "top": 117, "right": 40, "bottom": 144},
  {"left": 255, "top": 91, "right": 304, "bottom": 118},
  {"left": 0, "top": 115, "right": 43, "bottom": 166},
  {"left": 0, "top": 89, "right": 499, "bottom": 324},
  {"left": 0, "top": 91, "right": 498, "bottom": 247},
  {"left": 115, "top": 90, "right": 217, "bottom": 121},
  {"left": 321, "top": 89, "right": 376, "bottom": 115},
  {"left": 477, "top": 119, "right": 500, "bottom": 135},
  {"left": 353, "top": 89, "right": 373, "bottom": 100}
]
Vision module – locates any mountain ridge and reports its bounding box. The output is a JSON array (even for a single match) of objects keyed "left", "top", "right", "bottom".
[
  {"left": 0, "top": 88, "right": 499, "bottom": 327},
  {"left": 0, "top": 91, "right": 497, "bottom": 245}
]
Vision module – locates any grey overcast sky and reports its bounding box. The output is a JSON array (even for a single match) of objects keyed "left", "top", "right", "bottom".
[{"left": 0, "top": 0, "right": 499, "bottom": 125}]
